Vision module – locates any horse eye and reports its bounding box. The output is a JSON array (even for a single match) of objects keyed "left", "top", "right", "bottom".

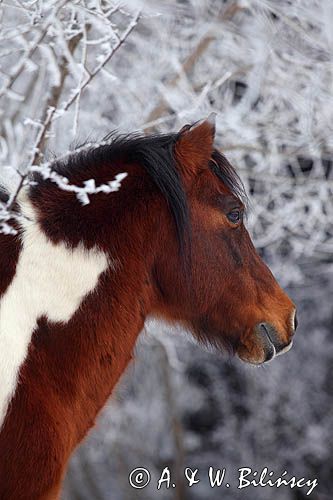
[{"left": 227, "top": 210, "right": 241, "bottom": 224}]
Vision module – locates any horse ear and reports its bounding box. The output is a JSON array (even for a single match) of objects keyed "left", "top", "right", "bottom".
[{"left": 175, "top": 113, "right": 216, "bottom": 181}]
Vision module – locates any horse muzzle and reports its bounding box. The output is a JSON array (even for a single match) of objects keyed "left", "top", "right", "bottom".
[{"left": 237, "top": 315, "right": 297, "bottom": 365}]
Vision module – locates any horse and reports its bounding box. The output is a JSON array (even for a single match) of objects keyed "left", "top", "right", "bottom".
[{"left": 0, "top": 117, "right": 297, "bottom": 499}]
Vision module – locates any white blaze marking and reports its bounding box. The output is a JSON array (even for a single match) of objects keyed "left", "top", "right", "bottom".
[{"left": 0, "top": 196, "right": 108, "bottom": 428}]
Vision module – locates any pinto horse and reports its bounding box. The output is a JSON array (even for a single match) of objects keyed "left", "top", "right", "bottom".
[{"left": 0, "top": 117, "right": 297, "bottom": 499}]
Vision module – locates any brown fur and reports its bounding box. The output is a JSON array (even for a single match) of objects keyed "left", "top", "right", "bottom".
[{"left": 0, "top": 120, "right": 295, "bottom": 498}]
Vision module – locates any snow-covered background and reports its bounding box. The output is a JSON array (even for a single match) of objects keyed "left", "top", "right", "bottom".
[{"left": 0, "top": 0, "right": 332, "bottom": 498}]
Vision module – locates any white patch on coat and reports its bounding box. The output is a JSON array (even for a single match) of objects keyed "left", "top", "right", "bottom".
[{"left": 0, "top": 194, "right": 109, "bottom": 428}]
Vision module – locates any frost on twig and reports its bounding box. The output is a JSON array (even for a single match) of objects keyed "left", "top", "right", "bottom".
[{"left": 30, "top": 164, "right": 128, "bottom": 206}]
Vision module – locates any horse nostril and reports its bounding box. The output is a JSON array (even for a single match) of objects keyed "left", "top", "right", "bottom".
[
  {"left": 256, "top": 322, "right": 294, "bottom": 359},
  {"left": 294, "top": 311, "right": 298, "bottom": 332},
  {"left": 259, "top": 322, "right": 273, "bottom": 342}
]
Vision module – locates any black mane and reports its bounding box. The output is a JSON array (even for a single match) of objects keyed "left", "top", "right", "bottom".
[{"left": 36, "top": 130, "right": 247, "bottom": 249}]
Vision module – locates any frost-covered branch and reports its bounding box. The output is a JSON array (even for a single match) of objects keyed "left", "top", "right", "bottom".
[
  {"left": 30, "top": 31, "right": 83, "bottom": 165},
  {"left": 54, "top": 9, "right": 141, "bottom": 117},
  {"left": 31, "top": 165, "right": 127, "bottom": 206}
]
